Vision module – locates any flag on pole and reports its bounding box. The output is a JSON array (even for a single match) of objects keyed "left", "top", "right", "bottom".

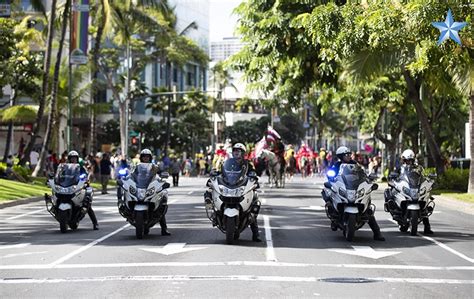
[
  {"left": 266, "top": 125, "right": 281, "bottom": 140},
  {"left": 70, "top": 0, "right": 89, "bottom": 65}
]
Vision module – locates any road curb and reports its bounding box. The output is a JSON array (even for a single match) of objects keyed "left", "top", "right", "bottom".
[
  {"left": 0, "top": 196, "right": 44, "bottom": 208},
  {"left": 0, "top": 186, "right": 117, "bottom": 209}
]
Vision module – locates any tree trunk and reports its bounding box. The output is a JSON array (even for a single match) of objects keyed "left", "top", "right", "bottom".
[
  {"left": 468, "top": 94, "right": 474, "bottom": 193},
  {"left": 19, "top": 0, "right": 58, "bottom": 167},
  {"left": 89, "top": 0, "right": 106, "bottom": 154},
  {"left": 403, "top": 71, "right": 445, "bottom": 174},
  {"left": 119, "top": 100, "right": 128, "bottom": 158},
  {"left": 33, "top": 0, "right": 70, "bottom": 177},
  {"left": 3, "top": 88, "right": 17, "bottom": 162}
]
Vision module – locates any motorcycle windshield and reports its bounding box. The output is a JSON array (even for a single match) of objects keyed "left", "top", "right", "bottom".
[
  {"left": 131, "top": 164, "right": 155, "bottom": 188},
  {"left": 222, "top": 158, "right": 246, "bottom": 186},
  {"left": 402, "top": 166, "right": 423, "bottom": 188},
  {"left": 339, "top": 164, "right": 366, "bottom": 190},
  {"left": 55, "top": 163, "right": 80, "bottom": 187}
]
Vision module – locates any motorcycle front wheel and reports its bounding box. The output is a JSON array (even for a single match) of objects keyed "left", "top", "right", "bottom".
[
  {"left": 410, "top": 210, "right": 419, "bottom": 236},
  {"left": 345, "top": 214, "right": 356, "bottom": 241},
  {"left": 135, "top": 211, "right": 145, "bottom": 239},
  {"left": 58, "top": 210, "right": 69, "bottom": 233},
  {"left": 225, "top": 217, "right": 236, "bottom": 245}
]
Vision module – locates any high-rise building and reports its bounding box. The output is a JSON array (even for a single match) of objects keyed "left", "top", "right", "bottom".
[{"left": 210, "top": 37, "right": 243, "bottom": 62}]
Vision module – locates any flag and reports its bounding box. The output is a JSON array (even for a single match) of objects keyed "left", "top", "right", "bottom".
[{"left": 70, "top": 0, "right": 89, "bottom": 65}]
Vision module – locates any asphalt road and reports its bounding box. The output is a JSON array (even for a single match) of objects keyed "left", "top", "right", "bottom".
[{"left": 0, "top": 176, "right": 472, "bottom": 298}]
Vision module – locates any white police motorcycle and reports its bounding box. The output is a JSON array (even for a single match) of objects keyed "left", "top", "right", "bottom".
[
  {"left": 117, "top": 164, "right": 170, "bottom": 239},
  {"left": 384, "top": 166, "right": 436, "bottom": 235},
  {"left": 45, "top": 163, "right": 92, "bottom": 233},
  {"left": 322, "top": 164, "right": 378, "bottom": 241},
  {"left": 205, "top": 158, "right": 260, "bottom": 244}
]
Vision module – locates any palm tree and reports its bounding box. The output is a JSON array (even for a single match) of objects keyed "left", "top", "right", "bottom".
[
  {"left": 33, "top": 0, "right": 71, "bottom": 177},
  {"left": 20, "top": 0, "right": 58, "bottom": 167}
]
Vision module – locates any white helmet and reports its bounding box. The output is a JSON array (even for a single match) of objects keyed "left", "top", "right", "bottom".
[
  {"left": 336, "top": 146, "right": 351, "bottom": 160},
  {"left": 139, "top": 149, "right": 153, "bottom": 162},
  {"left": 67, "top": 150, "right": 79, "bottom": 162},
  {"left": 232, "top": 143, "right": 247, "bottom": 153},
  {"left": 401, "top": 149, "right": 415, "bottom": 160}
]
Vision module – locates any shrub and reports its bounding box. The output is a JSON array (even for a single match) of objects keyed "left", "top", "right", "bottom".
[
  {"left": 427, "top": 168, "right": 469, "bottom": 192},
  {"left": 12, "top": 165, "right": 32, "bottom": 181}
]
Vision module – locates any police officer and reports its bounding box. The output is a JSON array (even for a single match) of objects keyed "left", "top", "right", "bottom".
[
  {"left": 330, "top": 146, "right": 385, "bottom": 241},
  {"left": 66, "top": 151, "right": 99, "bottom": 230},
  {"left": 139, "top": 149, "right": 171, "bottom": 236}
]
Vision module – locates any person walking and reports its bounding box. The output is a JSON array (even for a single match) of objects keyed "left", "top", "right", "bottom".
[
  {"left": 170, "top": 157, "right": 181, "bottom": 187},
  {"left": 99, "top": 153, "right": 112, "bottom": 194}
]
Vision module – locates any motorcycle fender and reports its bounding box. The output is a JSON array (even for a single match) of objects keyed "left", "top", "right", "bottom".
[
  {"left": 58, "top": 203, "right": 72, "bottom": 211},
  {"left": 134, "top": 204, "right": 148, "bottom": 211},
  {"left": 407, "top": 203, "right": 420, "bottom": 210},
  {"left": 344, "top": 206, "right": 358, "bottom": 214},
  {"left": 224, "top": 208, "right": 239, "bottom": 218}
]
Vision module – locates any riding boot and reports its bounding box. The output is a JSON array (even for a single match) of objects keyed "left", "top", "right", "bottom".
[
  {"left": 88, "top": 207, "right": 99, "bottom": 230},
  {"left": 423, "top": 218, "right": 434, "bottom": 234},
  {"left": 368, "top": 216, "right": 385, "bottom": 241},
  {"left": 160, "top": 216, "right": 171, "bottom": 236},
  {"left": 250, "top": 219, "right": 261, "bottom": 242}
]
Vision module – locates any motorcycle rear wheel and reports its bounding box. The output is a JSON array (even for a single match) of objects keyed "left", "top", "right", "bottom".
[
  {"left": 135, "top": 211, "right": 145, "bottom": 239},
  {"left": 225, "top": 217, "right": 236, "bottom": 245}
]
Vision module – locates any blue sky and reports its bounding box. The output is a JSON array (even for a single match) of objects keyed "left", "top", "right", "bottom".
[{"left": 209, "top": 0, "right": 241, "bottom": 41}]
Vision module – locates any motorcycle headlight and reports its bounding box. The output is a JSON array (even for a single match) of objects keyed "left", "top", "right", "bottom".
[
  {"left": 357, "top": 189, "right": 365, "bottom": 198},
  {"left": 338, "top": 188, "right": 347, "bottom": 199},
  {"left": 220, "top": 186, "right": 245, "bottom": 197},
  {"left": 145, "top": 187, "right": 155, "bottom": 197},
  {"left": 129, "top": 186, "right": 137, "bottom": 195},
  {"left": 137, "top": 188, "right": 146, "bottom": 200},
  {"left": 403, "top": 186, "right": 410, "bottom": 196}
]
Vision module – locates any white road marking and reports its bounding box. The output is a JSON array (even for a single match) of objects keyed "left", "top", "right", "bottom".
[
  {"left": 0, "top": 243, "right": 30, "bottom": 250},
  {"left": 194, "top": 206, "right": 205, "bottom": 209},
  {"left": 261, "top": 197, "right": 267, "bottom": 204},
  {"left": 421, "top": 234, "right": 474, "bottom": 264},
  {"left": 329, "top": 246, "right": 401, "bottom": 259},
  {"left": 263, "top": 215, "right": 277, "bottom": 262},
  {"left": 299, "top": 206, "right": 325, "bottom": 211},
  {"left": 187, "top": 191, "right": 193, "bottom": 195},
  {"left": 141, "top": 243, "right": 207, "bottom": 255},
  {"left": 0, "top": 275, "right": 471, "bottom": 284},
  {"left": 49, "top": 224, "right": 130, "bottom": 267},
  {"left": 0, "top": 261, "right": 472, "bottom": 271},
  {"left": 388, "top": 219, "right": 474, "bottom": 263},
  {"left": 6, "top": 208, "right": 46, "bottom": 220},
  {"left": 1, "top": 251, "right": 48, "bottom": 259}
]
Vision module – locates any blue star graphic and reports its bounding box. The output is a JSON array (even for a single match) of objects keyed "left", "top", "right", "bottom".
[{"left": 432, "top": 9, "right": 467, "bottom": 45}]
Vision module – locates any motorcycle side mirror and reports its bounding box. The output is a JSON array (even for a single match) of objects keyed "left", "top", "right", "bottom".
[
  {"left": 163, "top": 182, "right": 171, "bottom": 189},
  {"left": 324, "top": 182, "right": 332, "bottom": 189},
  {"left": 47, "top": 173, "right": 54, "bottom": 179},
  {"left": 368, "top": 173, "right": 378, "bottom": 181},
  {"left": 160, "top": 172, "right": 169, "bottom": 179},
  {"left": 210, "top": 170, "right": 220, "bottom": 177},
  {"left": 371, "top": 183, "right": 379, "bottom": 191}
]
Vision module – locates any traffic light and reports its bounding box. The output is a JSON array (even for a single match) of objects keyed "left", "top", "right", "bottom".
[{"left": 131, "top": 137, "right": 138, "bottom": 145}]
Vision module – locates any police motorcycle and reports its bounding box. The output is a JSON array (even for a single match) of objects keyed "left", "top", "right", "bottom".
[
  {"left": 117, "top": 164, "right": 170, "bottom": 239},
  {"left": 205, "top": 158, "right": 260, "bottom": 245},
  {"left": 45, "top": 164, "right": 92, "bottom": 233},
  {"left": 384, "top": 166, "right": 436, "bottom": 235},
  {"left": 322, "top": 164, "right": 378, "bottom": 241}
]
